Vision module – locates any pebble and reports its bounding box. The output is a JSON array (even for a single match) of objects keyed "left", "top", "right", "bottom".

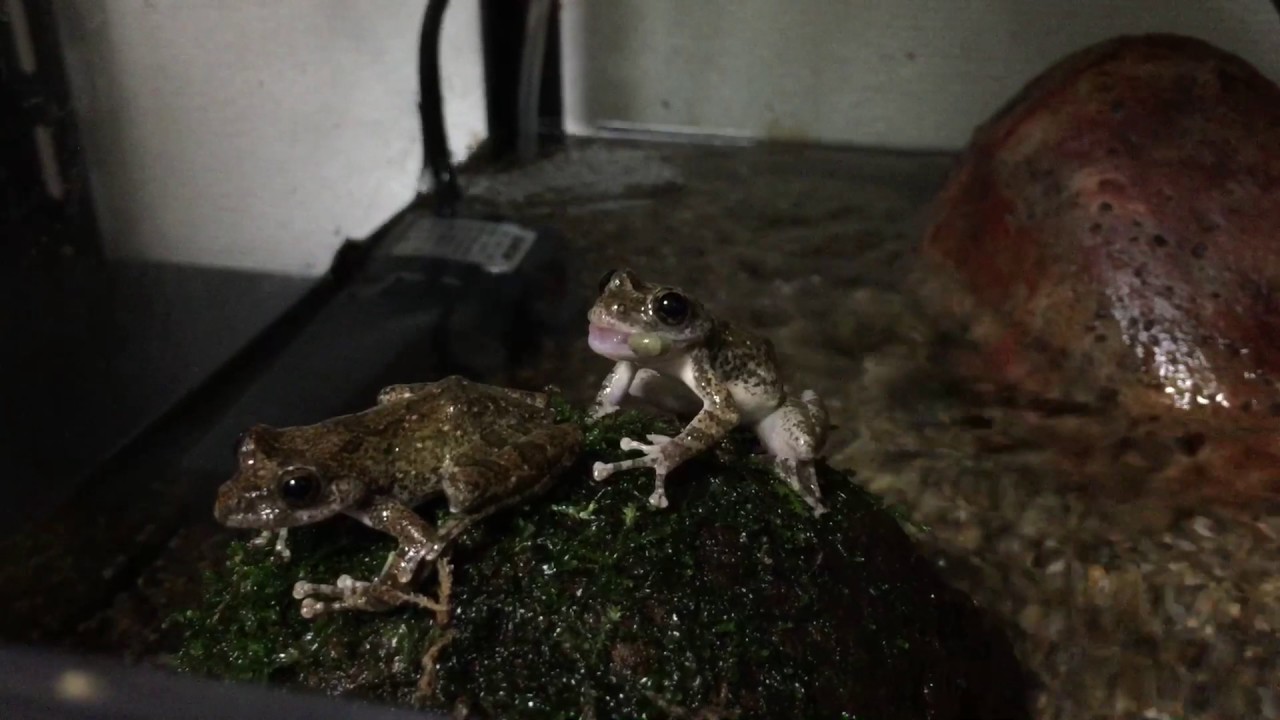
[{"left": 1191, "top": 516, "right": 1215, "bottom": 538}]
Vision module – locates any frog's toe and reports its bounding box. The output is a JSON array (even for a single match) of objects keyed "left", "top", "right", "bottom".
[
  {"left": 299, "top": 597, "right": 324, "bottom": 619},
  {"left": 293, "top": 575, "right": 351, "bottom": 600},
  {"left": 592, "top": 461, "right": 613, "bottom": 481},
  {"left": 647, "top": 488, "right": 669, "bottom": 509},
  {"left": 620, "top": 435, "right": 670, "bottom": 453}
]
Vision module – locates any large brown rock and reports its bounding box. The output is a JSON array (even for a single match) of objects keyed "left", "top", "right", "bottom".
[{"left": 920, "top": 34, "right": 1280, "bottom": 504}]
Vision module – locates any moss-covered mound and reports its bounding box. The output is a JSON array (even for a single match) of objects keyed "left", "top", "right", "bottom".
[{"left": 170, "top": 402, "right": 1030, "bottom": 719}]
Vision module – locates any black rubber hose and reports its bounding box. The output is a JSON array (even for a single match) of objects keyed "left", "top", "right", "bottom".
[{"left": 420, "top": 0, "right": 461, "bottom": 216}]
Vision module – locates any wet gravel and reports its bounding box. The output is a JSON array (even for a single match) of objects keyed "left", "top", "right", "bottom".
[{"left": 475, "top": 138, "right": 1280, "bottom": 720}]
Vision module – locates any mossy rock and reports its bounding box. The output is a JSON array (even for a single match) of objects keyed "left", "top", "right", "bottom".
[{"left": 169, "top": 402, "right": 1031, "bottom": 719}]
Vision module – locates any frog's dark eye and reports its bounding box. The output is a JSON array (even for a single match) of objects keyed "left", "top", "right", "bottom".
[
  {"left": 652, "top": 291, "right": 690, "bottom": 326},
  {"left": 279, "top": 469, "right": 321, "bottom": 508},
  {"left": 597, "top": 268, "right": 617, "bottom": 294}
]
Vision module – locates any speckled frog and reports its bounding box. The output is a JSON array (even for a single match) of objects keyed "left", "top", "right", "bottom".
[
  {"left": 587, "top": 269, "right": 830, "bottom": 515},
  {"left": 213, "top": 376, "right": 582, "bottom": 617}
]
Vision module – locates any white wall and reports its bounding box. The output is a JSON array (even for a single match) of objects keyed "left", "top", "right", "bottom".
[
  {"left": 561, "top": 0, "right": 1280, "bottom": 151},
  {"left": 50, "top": 1, "right": 1280, "bottom": 275},
  {"left": 54, "top": 0, "right": 487, "bottom": 276}
]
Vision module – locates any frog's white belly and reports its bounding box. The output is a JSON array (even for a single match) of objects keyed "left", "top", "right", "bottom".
[
  {"left": 730, "top": 385, "right": 783, "bottom": 425},
  {"left": 664, "top": 355, "right": 780, "bottom": 426}
]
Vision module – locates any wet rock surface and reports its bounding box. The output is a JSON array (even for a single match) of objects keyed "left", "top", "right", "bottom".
[
  {"left": 167, "top": 404, "right": 1028, "bottom": 719},
  {"left": 920, "top": 34, "right": 1280, "bottom": 506}
]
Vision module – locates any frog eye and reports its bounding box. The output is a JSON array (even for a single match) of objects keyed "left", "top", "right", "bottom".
[
  {"left": 597, "top": 268, "right": 618, "bottom": 294},
  {"left": 279, "top": 469, "right": 322, "bottom": 508},
  {"left": 652, "top": 291, "right": 690, "bottom": 326}
]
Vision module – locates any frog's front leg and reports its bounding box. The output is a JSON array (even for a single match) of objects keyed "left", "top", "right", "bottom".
[
  {"left": 249, "top": 529, "right": 292, "bottom": 561},
  {"left": 591, "top": 361, "right": 636, "bottom": 419},
  {"left": 593, "top": 365, "right": 739, "bottom": 508},
  {"left": 361, "top": 498, "right": 445, "bottom": 584}
]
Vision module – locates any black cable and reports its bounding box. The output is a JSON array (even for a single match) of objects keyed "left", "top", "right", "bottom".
[{"left": 419, "top": 0, "right": 461, "bottom": 216}]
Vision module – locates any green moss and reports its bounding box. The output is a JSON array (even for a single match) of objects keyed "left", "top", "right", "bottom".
[
  {"left": 170, "top": 401, "right": 1028, "bottom": 719},
  {"left": 167, "top": 528, "right": 441, "bottom": 705}
]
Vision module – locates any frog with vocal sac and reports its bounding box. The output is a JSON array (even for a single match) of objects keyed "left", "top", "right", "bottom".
[
  {"left": 213, "top": 375, "right": 583, "bottom": 617},
  {"left": 587, "top": 269, "right": 830, "bottom": 516}
]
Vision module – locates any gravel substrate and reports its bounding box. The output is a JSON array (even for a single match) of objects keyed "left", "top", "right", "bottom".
[{"left": 479, "top": 139, "right": 1280, "bottom": 720}]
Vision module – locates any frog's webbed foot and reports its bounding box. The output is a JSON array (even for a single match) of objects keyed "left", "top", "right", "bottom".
[
  {"left": 592, "top": 434, "right": 677, "bottom": 508},
  {"left": 293, "top": 557, "right": 452, "bottom": 619},
  {"left": 249, "top": 529, "right": 292, "bottom": 561},
  {"left": 293, "top": 575, "right": 407, "bottom": 617},
  {"left": 774, "top": 457, "right": 828, "bottom": 517}
]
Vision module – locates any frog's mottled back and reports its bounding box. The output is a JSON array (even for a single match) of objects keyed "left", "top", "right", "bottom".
[{"left": 213, "top": 377, "right": 568, "bottom": 530}]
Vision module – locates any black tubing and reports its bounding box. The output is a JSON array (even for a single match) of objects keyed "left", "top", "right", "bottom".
[{"left": 419, "top": 0, "right": 461, "bottom": 216}]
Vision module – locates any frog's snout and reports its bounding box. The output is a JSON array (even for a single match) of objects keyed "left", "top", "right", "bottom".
[
  {"left": 213, "top": 483, "right": 234, "bottom": 524},
  {"left": 214, "top": 479, "right": 250, "bottom": 526}
]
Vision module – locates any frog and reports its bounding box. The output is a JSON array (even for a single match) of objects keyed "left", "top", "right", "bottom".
[
  {"left": 212, "top": 375, "right": 583, "bottom": 617},
  {"left": 587, "top": 268, "right": 830, "bottom": 516}
]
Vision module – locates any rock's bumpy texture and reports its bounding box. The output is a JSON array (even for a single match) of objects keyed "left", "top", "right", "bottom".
[
  {"left": 921, "top": 34, "right": 1280, "bottom": 504},
  {"left": 170, "top": 403, "right": 1030, "bottom": 719}
]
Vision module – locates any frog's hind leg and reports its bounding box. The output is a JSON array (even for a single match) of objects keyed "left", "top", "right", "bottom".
[
  {"left": 800, "top": 389, "right": 829, "bottom": 450},
  {"left": 438, "top": 423, "right": 584, "bottom": 541},
  {"left": 773, "top": 457, "right": 828, "bottom": 517},
  {"left": 757, "top": 396, "right": 829, "bottom": 516}
]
